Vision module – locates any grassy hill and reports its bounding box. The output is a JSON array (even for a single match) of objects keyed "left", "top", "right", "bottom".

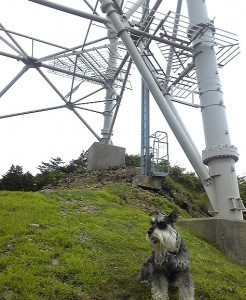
[{"left": 0, "top": 184, "right": 246, "bottom": 300}]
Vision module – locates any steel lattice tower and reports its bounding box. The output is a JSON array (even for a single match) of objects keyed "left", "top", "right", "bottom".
[{"left": 0, "top": 0, "right": 245, "bottom": 219}]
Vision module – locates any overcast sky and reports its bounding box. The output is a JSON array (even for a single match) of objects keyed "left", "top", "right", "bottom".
[{"left": 0, "top": 0, "right": 246, "bottom": 177}]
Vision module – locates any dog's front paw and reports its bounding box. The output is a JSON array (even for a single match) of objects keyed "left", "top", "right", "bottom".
[
  {"left": 138, "top": 270, "right": 151, "bottom": 283},
  {"left": 140, "top": 279, "right": 149, "bottom": 284},
  {"left": 139, "top": 258, "right": 154, "bottom": 283}
]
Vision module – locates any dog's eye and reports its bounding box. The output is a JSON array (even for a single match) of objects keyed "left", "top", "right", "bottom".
[
  {"left": 157, "top": 221, "right": 167, "bottom": 229},
  {"left": 150, "top": 220, "right": 155, "bottom": 225}
]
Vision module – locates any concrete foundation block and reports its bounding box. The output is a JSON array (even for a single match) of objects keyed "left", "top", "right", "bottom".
[
  {"left": 87, "top": 142, "right": 125, "bottom": 171},
  {"left": 178, "top": 218, "right": 246, "bottom": 265},
  {"left": 132, "top": 175, "right": 163, "bottom": 190}
]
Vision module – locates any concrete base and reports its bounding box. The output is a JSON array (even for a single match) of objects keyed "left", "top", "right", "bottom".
[
  {"left": 132, "top": 175, "right": 163, "bottom": 190},
  {"left": 87, "top": 142, "right": 125, "bottom": 171},
  {"left": 178, "top": 218, "right": 246, "bottom": 265}
]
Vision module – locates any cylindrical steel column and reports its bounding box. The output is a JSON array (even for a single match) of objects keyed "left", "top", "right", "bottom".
[
  {"left": 101, "top": 0, "right": 124, "bottom": 144},
  {"left": 101, "top": 29, "right": 118, "bottom": 144},
  {"left": 186, "top": 0, "right": 243, "bottom": 219},
  {"left": 141, "top": 79, "right": 151, "bottom": 176}
]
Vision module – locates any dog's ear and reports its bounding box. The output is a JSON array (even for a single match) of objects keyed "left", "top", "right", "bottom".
[{"left": 167, "top": 211, "right": 180, "bottom": 224}]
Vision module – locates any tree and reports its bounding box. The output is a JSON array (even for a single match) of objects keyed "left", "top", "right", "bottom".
[
  {"left": 35, "top": 152, "right": 88, "bottom": 190},
  {"left": 36, "top": 157, "right": 66, "bottom": 189},
  {"left": 0, "top": 165, "right": 36, "bottom": 191},
  {"left": 37, "top": 157, "right": 65, "bottom": 173},
  {"left": 65, "top": 151, "right": 87, "bottom": 173}
]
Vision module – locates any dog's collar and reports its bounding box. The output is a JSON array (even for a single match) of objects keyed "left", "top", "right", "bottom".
[{"left": 169, "top": 228, "right": 181, "bottom": 255}]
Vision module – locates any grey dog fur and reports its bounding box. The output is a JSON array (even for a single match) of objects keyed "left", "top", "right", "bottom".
[{"left": 140, "top": 211, "right": 194, "bottom": 300}]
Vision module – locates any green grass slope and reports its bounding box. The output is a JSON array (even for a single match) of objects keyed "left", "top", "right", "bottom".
[{"left": 0, "top": 185, "right": 245, "bottom": 300}]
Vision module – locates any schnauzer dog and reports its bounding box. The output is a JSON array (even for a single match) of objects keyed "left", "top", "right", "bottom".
[{"left": 140, "top": 211, "right": 194, "bottom": 300}]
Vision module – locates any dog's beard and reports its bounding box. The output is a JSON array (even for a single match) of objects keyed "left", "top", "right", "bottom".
[
  {"left": 147, "top": 227, "right": 178, "bottom": 265},
  {"left": 148, "top": 229, "right": 177, "bottom": 250}
]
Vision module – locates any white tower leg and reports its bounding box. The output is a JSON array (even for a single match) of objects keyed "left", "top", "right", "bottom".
[{"left": 186, "top": 0, "right": 244, "bottom": 219}]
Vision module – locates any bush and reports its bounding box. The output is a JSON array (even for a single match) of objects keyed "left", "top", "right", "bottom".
[
  {"left": 169, "top": 166, "right": 204, "bottom": 192},
  {"left": 125, "top": 154, "right": 140, "bottom": 167}
]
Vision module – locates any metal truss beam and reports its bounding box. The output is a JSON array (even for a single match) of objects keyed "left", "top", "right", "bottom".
[
  {"left": 28, "top": 0, "right": 108, "bottom": 24},
  {"left": 1, "top": 0, "right": 243, "bottom": 219}
]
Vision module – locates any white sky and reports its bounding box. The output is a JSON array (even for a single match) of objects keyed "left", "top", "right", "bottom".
[{"left": 0, "top": 0, "right": 246, "bottom": 177}]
